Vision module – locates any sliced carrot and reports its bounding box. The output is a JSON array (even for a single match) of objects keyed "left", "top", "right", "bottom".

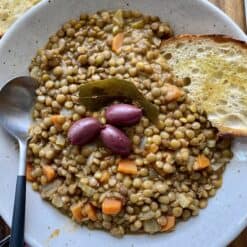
[
  {"left": 42, "top": 165, "right": 56, "bottom": 182},
  {"left": 100, "top": 170, "right": 110, "bottom": 183},
  {"left": 71, "top": 202, "right": 83, "bottom": 222},
  {"left": 193, "top": 155, "right": 210, "bottom": 171},
  {"left": 83, "top": 203, "right": 97, "bottom": 221},
  {"left": 102, "top": 198, "right": 122, "bottom": 215},
  {"left": 161, "top": 216, "right": 176, "bottom": 232},
  {"left": 50, "top": 115, "right": 65, "bottom": 128},
  {"left": 118, "top": 160, "right": 138, "bottom": 175},
  {"left": 112, "top": 32, "right": 124, "bottom": 52},
  {"left": 164, "top": 84, "right": 184, "bottom": 102},
  {"left": 26, "top": 163, "right": 35, "bottom": 182}
]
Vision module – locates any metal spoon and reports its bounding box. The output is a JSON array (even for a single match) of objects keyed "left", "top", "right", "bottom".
[{"left": 0, "top": 76, "right": 38, "bottom": 247}]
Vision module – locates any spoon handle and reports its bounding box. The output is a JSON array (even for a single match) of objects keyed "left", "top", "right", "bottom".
[
  {"left": 9, "top": 176, "right": 26, "bottom": 247},
  {"left": 10, "top": 140, "right": 27, "bottom": 247}
]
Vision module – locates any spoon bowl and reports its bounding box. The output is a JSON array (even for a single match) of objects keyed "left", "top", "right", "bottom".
[
  {"left": 0, "top": 76, "right": 38, "bottom": 247},
  {"left": 0, "top": 76, "right": 38, "bottom": 140}
]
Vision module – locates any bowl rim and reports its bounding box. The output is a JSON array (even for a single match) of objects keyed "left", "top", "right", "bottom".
[{"left": 0, "top": 0, "right": 246, "bottom": 246}]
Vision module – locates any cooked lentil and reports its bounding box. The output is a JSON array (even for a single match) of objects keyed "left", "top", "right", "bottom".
[{"left": 27, "top": 9, "right": 232, "bottom": 237}]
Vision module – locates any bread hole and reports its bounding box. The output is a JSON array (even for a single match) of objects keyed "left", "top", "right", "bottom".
[
  {"left": 232, "top": 102, "right": 239, "bottom": 107},
  {"left": 183, "top": 77, "right": 191, "bottom": 85},
  {"left": 240, "top": 99, "right": 246, "bottom": 105},
  {"left": 214, "top": 71, "right": 223, "bottom": 79},
  {"left": 217, "top": 99, "right": 228, "bottom": 105},
  {"left": 223, "top": 79, "right": 228, "bottom": 84},
  {"left": 176, "top": 43, "right": 184, "bottom": 48},
  {"left": 164, "top": 53, "right": 172, "bottom": 60},
  {"left": 192, "top": 68, "right": 199, "bottom": 74},
  {"left": 216, "top": 108, "right": 227, "bottom": 115},
  {"left": 240, "top": 110, "right": 247, "bottom": 117},
  {"left": 197, "top": 48, "right": 204, "bottom": 52}
]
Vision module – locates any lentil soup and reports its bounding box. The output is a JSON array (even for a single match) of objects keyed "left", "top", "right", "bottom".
[{"left": 27, "top": 10, "right": 232, "bottom": 237}]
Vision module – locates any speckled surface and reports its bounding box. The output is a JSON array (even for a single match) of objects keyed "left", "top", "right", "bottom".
[{"left": 0, "top": 0, "right": 246, "bottom": 247}]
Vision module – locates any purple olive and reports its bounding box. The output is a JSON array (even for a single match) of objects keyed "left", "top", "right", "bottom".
[
  {"left": 68, "top": 117, "right": 103, "bottom": 145},
  {"left": 106, "top": 104, "right": 142, "bottom": 126},
  {"left": 100, "top": 124, "right": 132, "bottom": 156}
]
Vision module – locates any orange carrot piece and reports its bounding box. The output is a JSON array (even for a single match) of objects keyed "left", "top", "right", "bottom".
[
  {"left": 112, "top": 33, "right": 124, "bottom": 52},
  {"left": 50, "top": 115, "right": 65, "bottom": 127},
  {"left": 164, "top": 84, "right": 184, "bottom": 102},
  {"left": 161, "top": 216, "right": 176, "bottom": 232},
  {"left": 118, "top": 160, "right": 138, "bottom": 175},
  {"left": 84, "top": 203, "right": 97, "bottom": 221},
  {"left": 26, "top": 164, "right": 35, "bottom": 182},
  {"left": 100, "top": 170, "right": 110, "bottom": 183},
  {"left": 102, "top": 198, "right": 122, "bottom": 215},
  {"left": 71, "top": 202, "right": 83, "bottom": 222},
  {"left": 193, "top": 155, "right": 210, "bottom": 171},
  {"left": 42, "top": 165, "right": 56, "bottom": 182}
]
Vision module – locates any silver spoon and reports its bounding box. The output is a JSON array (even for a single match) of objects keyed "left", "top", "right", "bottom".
[{"left": 0, "top": 76, "right": 38, "bottom": 247}]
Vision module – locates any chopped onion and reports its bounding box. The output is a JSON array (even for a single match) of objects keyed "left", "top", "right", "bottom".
[
  {"left": 56, "top": 134, "right": 66, "bottom": 146},
  {"left": 177, "top": 193, "right": 192, "bottom": 208},
  {"left": 211, "top": 162, "right": 225, "bottom": 171},
  {"left": 41, "top": 179, "right": 62, "bottom": 199},
  {"left": 78, "top": 182, "right": 96, "bottom": 197},
  {"left": 143, "top": 219, "right": 160, "bottom": 234},
  {"left": 52, "top": 195, "right": 64, "bottom": 208},
  {"left": 60, "top": 108, "right": 72, "bottom": 116},
  {"left": 139, "top": 211, "right": 155, "bottom": 221},
  {"left": 139, "top": 137, "right": 147, "bottom": 150}
]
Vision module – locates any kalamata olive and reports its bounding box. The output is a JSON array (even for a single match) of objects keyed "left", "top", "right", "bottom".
[
  {"left": 100, "top": 124, "right": 132, "bottom": 156},
  {"left": 106, "top": 104, "right": 142, "bottom": 126},
  {"left": 68, "top": 117, "right": 103, "bottom": 145}
]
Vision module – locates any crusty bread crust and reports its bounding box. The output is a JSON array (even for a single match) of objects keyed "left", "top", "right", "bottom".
[
  {"left": 161, "top": 34, "right": 247, "bottom": 137},
  {"left": 162, "top": 34, "right": 247, "bottom": 48},
  {"left": 216, "top": 125, "right": 247, "bottom": 137}
]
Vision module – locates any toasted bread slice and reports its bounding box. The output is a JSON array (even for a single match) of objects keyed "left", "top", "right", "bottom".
[
  {"left": 0, "top": 0, "right": 40, "bottom": 35},
  {"left": 160, "top": 34, "right": 247, "bottom": 136}
]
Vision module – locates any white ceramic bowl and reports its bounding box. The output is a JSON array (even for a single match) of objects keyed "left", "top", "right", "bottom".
[{"left": 0, "top": 0, "right": 246, "bottom": 246}]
